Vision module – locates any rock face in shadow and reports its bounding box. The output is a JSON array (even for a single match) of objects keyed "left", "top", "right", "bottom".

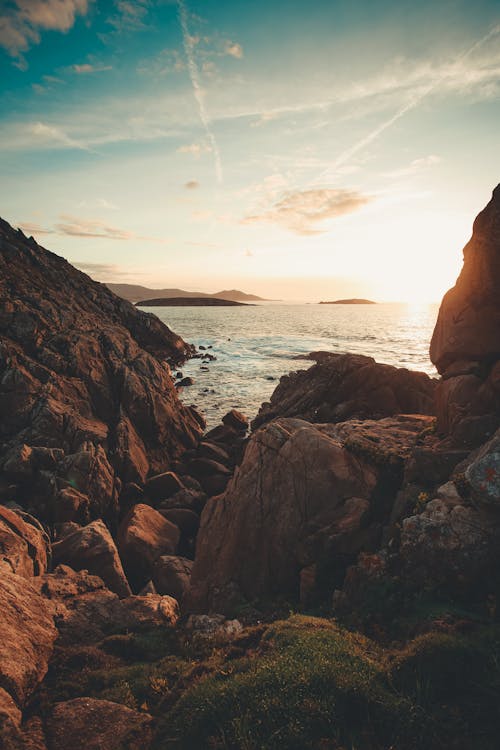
[
  {"left": 253, "top": 353, "right": 435, "bottom": 429},
  {"left": 430, "top": 185, "right": 500, "bottom": 373},
  {"left": 188, "top": 414, "right": 433, "bottom": 614},
  {"left": 430, "top": 186, "right": 500, "bottom": 446},
  {"left": 0, "top": 217, "right": 203, "bottom": 522}
]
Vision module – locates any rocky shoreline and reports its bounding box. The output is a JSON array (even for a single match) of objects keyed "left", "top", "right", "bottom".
[{"left": 1, "top": 185, "right": 500, "bottom": 749}]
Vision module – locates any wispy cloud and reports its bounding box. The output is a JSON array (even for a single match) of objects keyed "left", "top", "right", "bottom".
[
  {"left": 184, "top": 180, "right": 199, "bottom": 189},
  {"left": 177, "top": 141, "right": 211, "bottom": 156},
  {"left": 313, "top": 23, "right": 500, "bottom": 184},
  {"left": 0, "top": 0, "right": 92, "bottom": 66},
  {"left": 243, "top": 188, "right": 371, "bottom": 235},
  {"left": 72, "top": 261, "right": 137, "bottom": 281},
  {"left": 20, "top": 215, "right": 169, "bottom": 242},
  {"left": 107, "top": 0, "right": 149, "bottom": 33},
  {"left": 18, "top": 221, "right": 55, "bottom": 236},
  {"left": 224, "top": 41, "right": 243, "bottom": 59},
  {"left": 177, "top": 0, "right": 223, "bottom": 183},
  {"left": 72, "top": 63, "right": 112, "bottom": 74},
  {"left": 29, "top": 121, "right": 92, "bottom": 151},
  {"left": 383, "top": 154, "right": 442, "bottom": 179}
]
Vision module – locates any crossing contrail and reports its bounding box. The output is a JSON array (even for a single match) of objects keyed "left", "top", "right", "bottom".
[
  {"left": 312, "top": 23, "right": 500, "bottom": 185},
  {"left": 177, "top": 0, "right": 223, "bottom": 184}
]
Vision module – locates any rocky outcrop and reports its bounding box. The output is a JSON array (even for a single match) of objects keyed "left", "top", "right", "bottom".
[
  {"left": 0, "top": 566, "right": 57, "bottom": 713},
  {"left": 0, "top": 506, "right": 49, "bottom": 577},
  {"left": 52, "top": 520, "right": 131, "bottom": 598},
  {"left": 0, "top": 217, "right": 203, "bottom": 523},
  {"left": 253, "top": 353, "right": 435, "bottom": 429},
  {"left": 117, "top": 504, "right": 180, "bottom": 590},
  {"left": 38, "top": 565, "right": 179, "bottom": 645},
  {"left": 46, "top": 698, "right": 153, "bottom": 750},
  {"left": 188, "top": 414, "right": 433, "bottom": 613},
  {"left": 430, "top": 186, "right": 500, "bottom": 445}
]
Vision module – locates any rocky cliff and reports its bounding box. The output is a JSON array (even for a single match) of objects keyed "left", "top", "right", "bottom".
[
  {"left": 0, "top": 218, "right": 203, "bottom": 524},
  {"left": 430, "top": 185, "right": 500, "bottom": 444}
]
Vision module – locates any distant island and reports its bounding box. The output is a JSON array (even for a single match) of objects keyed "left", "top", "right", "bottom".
[
  {"left": 319, "top": 298, "right": 376, "bottom": 305},
  {"left": 107, "top": 283, "right": 268, "bottom": 303},
  {"left": 136, "top": 297, "right": 251, "bottom": 307}
]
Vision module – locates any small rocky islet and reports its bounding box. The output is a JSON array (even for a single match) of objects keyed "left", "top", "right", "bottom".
[{"left": 1, "top": 185, "right": 500, "bottom": 749}]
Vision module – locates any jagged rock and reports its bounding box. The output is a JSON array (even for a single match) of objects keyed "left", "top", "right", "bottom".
[
  {"left": 0, "top": 566, "right": 57, "bottom": 709},
  {"left": 465, "top": 427, "right": 500, "bottom": 506},
  {"left": 197, "top": 441, "right": 231, "bottom": 465},
  {"left": 0, "top": 687, "right": 23, "bottom": 748},
  {"left": 38, "top": 566, "right": 179, "bottom": 645},
  {"left": 117, "top": 504, "right": 180, "bottom": 589},
  {"left": 0, "top": 216, "right": 203, "bottom": 523},
  {"left": 253, "top": 353, "right": 435, "bottom": 429},
  {"left": 400, "top": 496, "right": 500, "bottom": 590},
  {"left": 144, "top": 471, "right": 184, "bottom": 501},
  {"left": 188, "top": 416, "right": 431, "bottom": 614},
  {"left": 430, "top": 185, "right": 500, "bottom": 373},
  {"left": 52, "top": 520, "right": 131, "bottom": 598},
  {"left": 159, "top": 488, "right": 207, "bottom": 514},
  {"left": 46, "top": 698, "right": 153, "bottom": 750},
  {"left": 152, "top": 555, "right": 193, "bottom": 603},
  {"left": 430, "top": 187, "right": 500, "bottom": 445},
  {"left": 159, "top": 508, "right": 200, "bottom": 537},
  {"left": 222, "top": 409, "right": 249, "bottom": 432},
  {"left": 0, "top": 506, "right": 48, "bottom": 577},
  {"left": 54, "top": 487, "right": 91, "bottom": 524}
]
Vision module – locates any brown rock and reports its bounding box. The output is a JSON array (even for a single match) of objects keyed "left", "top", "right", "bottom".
[
  {"left": 159, "top": 508, "right": 200, "bottom": 537},
  {"left": 186, "top": 457, "right": 232, "bottom": 478},
  {"left": 197, "top": 441, "right": 231, "bottom": 464},
  {"left": 117, "top": 504, "right": 180, "bottom": 589},
  {"left": 430, "top": 184, "right": 500, "bottom": 373},
  {"left": 152, "top": 555, "right": 193, "bottom": 603},
  {"left": 0, "top": 566, "right": 57, "bottom": 707},
  {"left": 144, "top": 471, "right": 184, "bottom": 501},
  {"left": 0, "top": 216, "right": 203, "bottom": 524},
  {"left": 54, "top": 487, "right": 90, "bottom": 524},
  {"left": 0, "top": 687, "right": 22, "bottom": 748},
  {"left": 252, "top": 353, "right": 435, "bottom": 429},
  {"left": 46, "top": 698, "right": 153, "bottom": 750},
  {"left": 52, "top": 520, "right": 131, "bottom": 597},
  {"left": 188, "top": 418, "right": 378, "bottom": 613},
  {"left": 0, "top": 506, "right": 48, "bottom": 578},
  {"left": 222, "top": 409, "right": 249, "bottom": 432}
]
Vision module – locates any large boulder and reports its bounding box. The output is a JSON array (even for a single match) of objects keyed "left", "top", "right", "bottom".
[
  {"left": 52, "top": 520, "right": 131, "bottom": 598},
  {"left": 0, "top": 566, "right": 57, "bottom": 709},
  {"left": 117, "top": 504, "right": 180, "bottom": 590},
  {"left": 0, "top": 216, "right": 203, "bottom": 522},
  {"left": 0, "top": 506, "right": 49, "bottom": 577},
  {"left": 430, "top": 185, "right": 500, "bottom": 373},
  {"left": 430, "top": 186, "right": 500, "bottom": 444},
  {"left": 253, "top": 353, "right": 435, "bottom": 429},
  {"left": 46, "top": 698, "right": 153, "bottom": 750},
  {"left": 188, "top": 415, "right": 432, "bottom": 614},
  {"left": 38, "top": 565, "right": 179, "bottom": 646}
]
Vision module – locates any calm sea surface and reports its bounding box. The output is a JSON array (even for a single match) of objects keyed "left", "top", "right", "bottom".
[{"left": 142, "top": 303, "right": 440, "bottom": 427}]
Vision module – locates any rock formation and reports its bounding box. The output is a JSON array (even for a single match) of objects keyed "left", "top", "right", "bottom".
[
  {"left": 0, "top": 217, "right": 203, "bottom": 523},
  {"left": 253, "top": 353, "right": 435, "bottom": 429},
  {"left": 430, "top": 185, "right": 500, "bottom": 444}
]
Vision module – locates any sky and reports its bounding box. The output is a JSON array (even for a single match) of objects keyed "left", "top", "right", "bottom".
[{"left": 0, "top": 0, "right": 499, "bottom": 302}]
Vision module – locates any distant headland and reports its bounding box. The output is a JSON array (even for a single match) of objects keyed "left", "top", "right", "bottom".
[
  {"left": 136, "top": 297, "right": 251, "bottom": 307},
  {"left": 319, "top": 298, "right": 376, "bottom": 305},
  {"left": 107, "top": 283, "right": 268, "bottom": 303}
]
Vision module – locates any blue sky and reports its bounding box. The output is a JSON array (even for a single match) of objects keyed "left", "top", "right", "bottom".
[{"left": 1, "top": 0, "right": 499, "bottom": 301}]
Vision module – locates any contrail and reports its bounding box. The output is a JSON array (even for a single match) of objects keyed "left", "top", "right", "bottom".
[
  {"left": 177, "top": 0, "right": 223, "bottom": 183},
  {"left": 312, "top": 23, "right": 500, "bottom": 185}
]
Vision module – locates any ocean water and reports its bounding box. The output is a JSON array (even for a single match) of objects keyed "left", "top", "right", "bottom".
[{"left": 142, "top": 303, "right": 440, "bottom": 427}]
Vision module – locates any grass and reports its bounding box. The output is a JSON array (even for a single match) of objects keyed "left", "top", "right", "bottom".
[{"left": 40, "top": 613, "right": 500, "bottom": 750}]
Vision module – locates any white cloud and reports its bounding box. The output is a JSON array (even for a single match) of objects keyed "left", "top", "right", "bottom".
[
  {"left": 177, "top": 141, "right": 211, "bottom": 156},
  {"left": 29, "top": 121, "right": 91, "bottom": 151},
  {"left": 224, "top": 40, "right": 243, "bottom": 59},
  {"left": 243, "top": 188, "right": 372, "bottom": 235},
  {"left": 0, "top": 0, "right": 92, "bottom": 63},
  {"left": 72, "top": 63, "right": 112, "bottom": 74}
]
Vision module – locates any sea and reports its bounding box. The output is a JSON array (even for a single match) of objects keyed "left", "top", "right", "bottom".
[{"left": 141, "top": 302, "right": 440, "bottom": 428}]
